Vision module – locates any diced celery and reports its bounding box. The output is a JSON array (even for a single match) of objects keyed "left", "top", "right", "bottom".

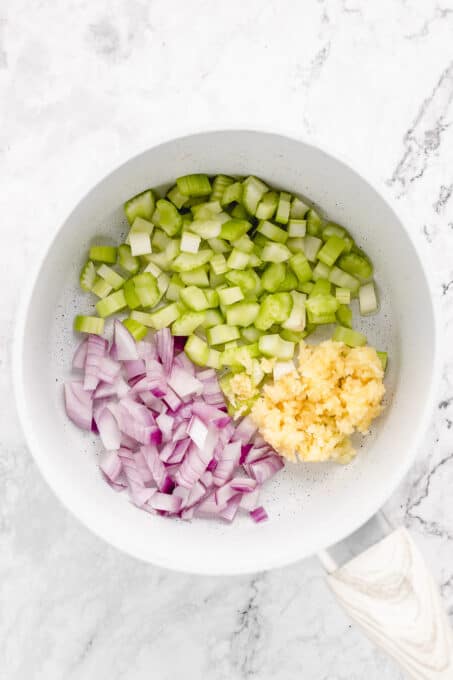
[
  {"left": 288, "top": 219, "right": 306, "bottom": 238},
  {"left": 317, "top": 236, "right": 347, "bottom": 267},
  {"left": 154, "top": 199, "right": 182, "bottom": 236},
  {"left": 180, "top": 231, "right": 201, "bottom": 253},
  {"left": 210, "top": 253, "right": 228, "bottom": 276},
  {"left": 133, "top": 273, "right": 160, "bottom": 308},
  {"left": 220, "top": 219, "right": 250, "bottom": 241},
  {"left": 248, "top": 253, "right": 262, "bottom": 268},
  {"left": 322, "top": 222, "right": 347, "bottom": 240},
  {"left": 336, "top": 304, "right": 352, "bottom": 328},
  {"left": 255, "top": 293, "right": 292, "bottom": 331},
  {"left": 332, "top": 326, "right": 367, "bottom": 347},
  {"left": 129, "top": 232, "right": 152, "bottom": 256},
  {"left": 123, "top": 279, "right": 141, "bottom": 309},
  {"left": 144, "top": 303, "right": 181, "bottom": 330},
  {"left": 335, "top": 287, "right": 351, "bottom": 304},
  {"left": 306, "top": 295, "right": 339, "bottom": 324},
  {"left": 242, "top": 176, "right": 268, "bottom": 215},
  {"left": 261, "top": 242, "right": 291, "bottom": 263},
  {"left": 95, "top": 290, "right": 127, "bottom": 318},
  {"left": 377, "top": 351, "right": 388, "bottom": 371},
  {"left": 172, "top": 250, "right": 213, "bottom": 272},
  {"left": 231, "top": 203, "right": 248, "bottom": 220},
  {"left": 338, "top": 252, "right": 373, "bottom": 279},
  {"left": 157, "top": 273, "right": 169, "bottom": 295},
  {"left": 258, "top": 334, "right": 295, "bottom": 360},
  {"left": 275, "top": 192, "right": 291, "bottom": 225},
  {"left": 209, "top": 271, "right": 226, "bottom": 288},
  {"left": 241, "top": 326, "right": 263, "bottom": 342},
  {"left": 130, "top": 310, "right": 157, "bottom": 327},
  {"left": 280, "top": 329, "right": 304, "bottom": 343},
  {"left": 166, "top": 274, "right": 184, "bottom": 302},
  {"left": 277, "top": 268, "right": 298, "bottom": 292},
  {"left": 342, "top": 236, "right": 354, "bottom": 253},
  {"left": 144, "top": 262, "right": 162, "bottom": 278},
  {"left": 96, "top": 264, "right": 125, "bottom": 290},
  {"left": 74, "top": 315, "right": 104, "bottom": 335},
  {"left": 177, "top": 174, "right": 211, "bottom": 197},
  {"left": 202, "top": 309, "right": 224, "bottom": 329},
  {"left": 185, "top": 334, "right": 210, "bottom": 366},
  {"left": 306, "top": 209, "right": 323, "bottom": 236},
  {"left": 91, "top": 278, "right": 113, "bottom": 299},
  {"left": 89, "top": 246, "right": 117, "bottom": 264},
  {"left": 225, "top": 269, "right": 262, "bottom": 297},
  {"left": 289, "top": 252, "right": 312, "bottom": 283},
  {"left": 227, "top": 248, "right": 250, "bottom": 269},
  {"left": 179, "top": 285, "right": 209, "bottom": 311},
  {"left": 256, "top": 191, "right": 278, "bottom": 220},
  {"left": 359, "top": 281, "right": 378, "bottom": 315},
  {"left": 123, "top": 318, "right": 148, "bottom": 341},
  {"left": 221, "top": 181, "right": 243, "bottom": 206},
  {"left": 329, "top": 266, "right": 360, "bottom": 292},
  {"left": 117, "top": 244, "right": 139, "bottom": 275},
  {"left": 190, "top": 219, "right": 221, "bottom": 239},
  {"left": 180, "top": 267, "right": 209, "bottom": 287},
  {"left": 262, "top": 262, "right": 286, "bottom": 292},
  {"left": 167, "top": 185, "right": 189, "bottom": 210},
  {"left": 171, "top": 311, "right": 205, "bottom": 335},
  {"left": 232, "top": 235, "right": 254, "bottom": 253},
  {"left": 218, "top": 287, "right": 244, "bottom": 306},
  {"left": 304, "top": 235, "right": 323, "bottom": 262},
  {"left": 130, "top": 216, "right": 154, "bottom": 235},
  {"left": 290, "top": 197, "right": 309, "bottom": 219},
  {"left": 211, "top": 175, "right": 234, "bottom": 202},
  {"left": 226, "top": 302, "right": 260, "bottom": 327},
  {"left": 282, "top": 291, "right": 306, "bottom": 331},
  {"left": 204, "top": 290, "right": 219, "bottom": 308},
  {"left": 312, "top": 262, "right": 332, "bottom": 281},
  {"left": 298, "top": 281, "right": 314, "bottom": 295},
  {"left": 152, "top": 229, "right": 171, "bottom": 251},
  {"left": 208, "top": 237, "right": 230, "bottom": 254},
  {"left": 191, "top": 200, "right": 222, "bottom": 219},
  {"left": 287, "top": 237, "right": 305, "bottom": 254},
  {"left": 206, "top": 324, "right": 240, "bottom": 345},
  {"left": 80, "top": 260, "right": 96, "bottom": 292},
  {"left": 257, "top": 220, "right": 288, "bottom": 244},
  {"left": 309, "top": 278, "right": 331, "bottom": 297},
  {"left": 124, "top": 189, "right": 155, "bottom": 224}
]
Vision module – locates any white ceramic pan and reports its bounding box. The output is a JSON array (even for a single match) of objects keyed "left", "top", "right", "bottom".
[{"left": 13, "top": 131, "right": 452, "bottom": 677}]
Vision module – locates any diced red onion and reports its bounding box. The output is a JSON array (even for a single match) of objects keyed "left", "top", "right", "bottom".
[
  {"left": 64, "top": 382, "right": 92, "bottom": 431},
  {"left": 250, "top": 506, "right": 268, "bottom": 523},
  {"left": 72, "top": 338, "right": 88, "bottom": 370}
]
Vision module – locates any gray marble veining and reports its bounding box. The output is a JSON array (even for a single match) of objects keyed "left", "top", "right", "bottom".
[{"left": 1, "top": 1, "right": 453, "bottom": 678}]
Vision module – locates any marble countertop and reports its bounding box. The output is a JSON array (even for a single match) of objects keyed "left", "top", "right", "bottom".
[{"left": 1, "top": 1, "right": 453, "bottom": 678}]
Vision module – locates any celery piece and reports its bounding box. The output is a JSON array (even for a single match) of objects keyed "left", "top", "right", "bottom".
[
  {"left": 96, "top": 264, "right": 125, "bottom": 290},
  {"left": 180, "top": 231, "right": 201, "bottom": 254},
  {"left": 277, "top": 268, "right": 298, "bottom": 292},
  {"left": 211, "top": 175, "right": 234, "bottom": 202},
  {"left": 171, "top": 311, "right": 205, "bottom": 336},
  {"left": 167, "top": 185, "right": 188, "bottom": 210},
  {"left": 261, "top": 242, "right": 291, "bottom": 263},
  {"left": 336, "top": 304, "right": 353, "bottom": 328},
  {"left": 123, "top": 318, "right": 148, "bottom": 341},
  {"left": 258, "top": 334, "right": 295, "bottom": 360},
  {"left": 257, "top": 220, "right": 288, "bottom": 244},
  {"left": 202, "top": 309, "right": 224, "bottom": 329},
  {"left": 307, "top": 311, "right": 336, "bottom": 325},
  {"left": 74, "top": 315, "right": 104, "bottom": 335},
  {"left": 225, "top": 269, "right": 262, "bottom": 297},
  {"left": 95, "top": 290, "right": 127, "bottom": 318},
  {"left": 190, "top": 219, "right": 221, "bottom": 239},
  {"left": 220, "top": 219, "right": 250, "bottom": 241},
  {"left": 312, "top": 262, "right": 332, "bottom": 282},
  {"left": 172, "top": 250, "right": 213, "bottom": 272},
  {"left": 133, "top": 273, "right": 160, "bottom": 308},
  {"left": 206, "top": 324, "right": 240, "bottom": 345},
  {"left": 130, "top": 310, "right": 156, "bottom": 327},
  {"left": 208, "top": 237, "right": 230, "bottom": 254},
  {"left": 329, "top": 266, "right": 360, "bottom": 292},
  {"left": 123, "top": 279, "right": 141, "bottom": 309},
  {"left": 280, "top": 329, "right": 304, "bottom": 343},
  {"left": 282, "top": 291, "right": 306, "bottom": 331},
  {"left": 210, "top": 271, "right": 226, "bottom": 288},
  {"left": 227, "top": 248, "right": 250, "bottom": 269},
  {"left": 129, "top": 232, "right": 152, "bottom": 256},
  {"left": 275, "top": 192, "right": 291, "bottom": 225},
  {"left": 255, "top": 293, "right": 292, "bottom": 331},
  {"left": 206, "top": 348, "right": 222, "bottom": 369},
  {"left": 184, "top": 335, "right": 210, "bottom": 366},
  {"left": 359, "top": 281, "right": 378, "bottom": 315},
  {"left": 310, "top": 278, "right": 331, "bottom": 297},
  {"left": 144, "top": 303, "right": 181, "bottom": 330},
  {"left": 289, "top": 252, "right": 312, "bottom": 284},
  {"left": 177, "top": 174, "right": 211, "bottom": 197},
  {"left": 218, "top": 287, "right": 244, "bottom": 306},
  {"left": 152, "top": 229, "right": 171, "bottom": 251},
  {"left": 166, "top": 274, "right": 184, "bottom": 302},
  {"left": 262, "top": 262, "right": 286, "bottom": 292},
  {"left": 377, "top": 351, "right": 388, "bottom": 371},
  {"left": 221, "top": 181, "right": 243, "bottom": 206},
  {"left": 248, "top": 253, "right": 262, "bottom": 268},
  {"left": 231, "top": 203, "right": 248, "bottom": 220},
  {"left": 290, "top": 197, "right": 309, "bottom": 219},
  {"left": 226, "top": 302, "right": 260, "bottom": 327},
  {"left": 210, "top": 253, "right": 228, "bottom": 276},
  {"left": 89, "top": 246, "right": 117, "bottom": 264},
  {"left": 232, "top": 235, "right": 254, "bottom": 253},
  {"left": 253, "top": 233, "right": 269, "bottom": 249},
  {"left": 338, "top": 252, "right": 373, "bottom": 280},
  {"left": 332, "top": 326, "right": 367, "bottom": 347},
  {"left": 298, "top": 281, "right": 314, "bottom": 295},
  {"left": 180, "top": 286, "right": 209, "bottom": 311},
  {"left": 157, "top": 273, "right": 170, "bottom": 296},
  {"left": 335, "top": 287, "right": 351, "bottom": 304},
  {"left": 287, "top": 237, "right": 306, "bottom": 254},
  {"left": 306, "top": 294, "right": 338, "bottom": 319},
  {"left": 204, "top": 290, "right": 219, "bottom": 308},
  {"left": 154, "top": 199, "right": 182, "bottom": 236},
  {"left": 256, "top": 191, "right": 278, "bottom": 220},
  {"left": 322, "top": 222, "right": 347, "bottom": 241},
  {"left": 306, "top": 209, "right": 323, "bottom": 236},
  {"left": 144, "top": 262, "right": 162, "bottom": 278},
  {"left": 242, "top": 176, "right": 268, "bottom": 215},
  {"left": 80, "top": 260, "right": 96, "bottom": 292},
  {"left": 180, "top": 267, "right": 209, "bottom": 287},
  {"left": 317, "top": 236, "right": 347, "bottom": 267},
  {"left": 304, "top": 235, "right": 323, "bottom": 262},
  {"left": 288, "top": 219, "right": 306, "bottom": 238},
  {"left": 124, "top": 189, "right": 155, "bottom": 224},
  {"left": 191, "top": 200, "right": 222, "bottom": 219},
  {"left": 91, "top": 278, "right": 113, "bottom": 299},
  {"left": 130, "top": 216, "right": 154, "bottom": 235},
  {"left": 241, "top": 326, "right": 263, "bottom": 342}
]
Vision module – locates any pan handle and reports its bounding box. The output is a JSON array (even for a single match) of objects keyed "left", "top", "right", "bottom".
[{"left": 323, "top": 528, "right": 453, "bottom": 678}]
